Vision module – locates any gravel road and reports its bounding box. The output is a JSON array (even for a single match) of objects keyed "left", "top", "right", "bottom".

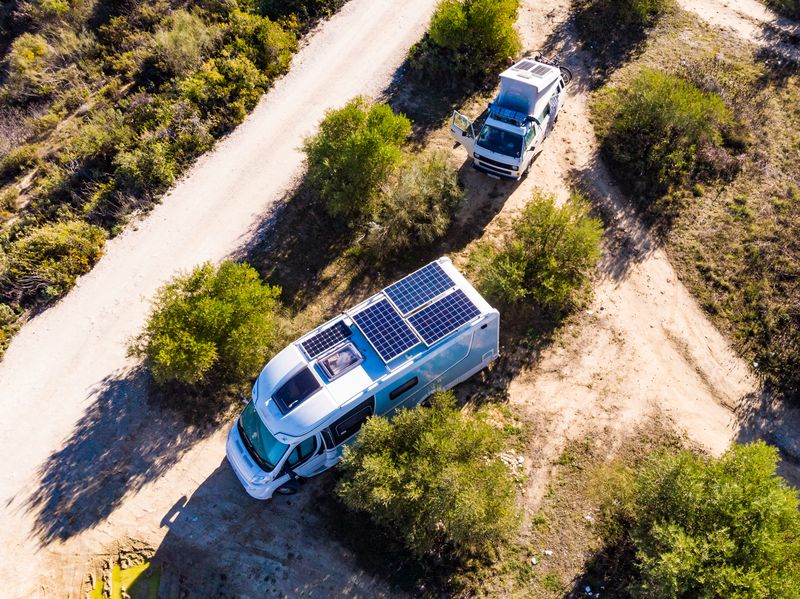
[{"left": 0, "top": 1, "right": 438, "bottom": 595}]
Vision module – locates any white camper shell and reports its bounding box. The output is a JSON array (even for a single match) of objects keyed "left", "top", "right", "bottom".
[
  {"left": 450, "top": 57, "right": 570, "bottom": 180},
  {"left": 226, "top": 257, "right": 500, "bottom": 500}
]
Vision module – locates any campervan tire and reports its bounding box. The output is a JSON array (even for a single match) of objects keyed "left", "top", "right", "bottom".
[{"left": 276, "top": 484, "right": 298, "bottom": 495}]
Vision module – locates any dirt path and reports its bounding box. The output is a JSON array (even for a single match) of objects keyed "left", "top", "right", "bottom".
[
  {"left": 447, "top": 0, "right": 766, "bottom": 511},
  {"left": 678, "top": 0, "right": 800, "bottom": 64},
  {"left": 0, "top": 1, "right": 439, "bottom": 596}
]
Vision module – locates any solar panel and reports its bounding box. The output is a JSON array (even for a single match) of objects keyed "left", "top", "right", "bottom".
[
  {"left": 384, "top": 262, "right": 454, "bottom": 315},
  {"left": 352, "top": 298, "right": 420, "bottom": 362},
  {"left": 408, "top": 289, "right": 481, "bottom": 346},
  {"left": 301, "top": 320, "right": 351, "bottom": 358}
]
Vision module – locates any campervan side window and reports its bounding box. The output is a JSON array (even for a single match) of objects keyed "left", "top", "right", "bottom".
[
  {"left": 286, "top": 436, "right": 318, "bottom": 468},
  {"left": 330, "top": 398, "right": 374, "bottom": 445},
  {"left": 389, "top": 377, "right": 419, "bottom": 401}
]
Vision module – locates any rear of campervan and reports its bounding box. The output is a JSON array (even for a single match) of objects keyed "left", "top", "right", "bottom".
[{"left": 226, "top": 257, "right": 499, "bottom": 500}]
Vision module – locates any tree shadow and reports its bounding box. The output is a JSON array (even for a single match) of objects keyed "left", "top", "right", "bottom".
[
  {"left": 24, "top": 367, "right": 214, "bottom": 543},
  {"left": 734, "top": 391, "right": 800, "bottom": 487},
  {"left": 754, "top": 18, "right": 800, "bottom": 88},
  {"left": 563, "top": 536, "right": 635, "bottom": 598},
  {"left": 147, "top": 462, "right": 390, "bottom": 597}
]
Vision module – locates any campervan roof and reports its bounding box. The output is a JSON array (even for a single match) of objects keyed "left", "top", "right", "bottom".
[
  {"left": 496, "top": 58, "right": 560, "bottom": 117},
  {"left": 253, "top": 257, "right": 494, "bottom": 440}
]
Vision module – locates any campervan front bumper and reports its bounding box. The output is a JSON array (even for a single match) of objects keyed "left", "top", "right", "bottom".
[
  {"left": 472, "top": 153, "right": 521, "bottom": 180},
  {"left": 226, "top": 424, "right": 278, "bottom": 500}
]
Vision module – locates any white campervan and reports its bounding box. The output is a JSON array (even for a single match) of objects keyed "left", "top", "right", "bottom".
[{"left": 226, "top": 257, "right": 500, "bottom": 500}]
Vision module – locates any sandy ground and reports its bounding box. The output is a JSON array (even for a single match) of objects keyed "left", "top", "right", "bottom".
[
  {"left": 0, "top": 1, "right": 439, "bottom": 596},
  {"left": 0, "top": 0, "right": 798, "bottom": 596}
]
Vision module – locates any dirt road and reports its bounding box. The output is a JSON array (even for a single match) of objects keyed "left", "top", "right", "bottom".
[{"left": 0, "top": 1, "right": 439, "bottom": 595}]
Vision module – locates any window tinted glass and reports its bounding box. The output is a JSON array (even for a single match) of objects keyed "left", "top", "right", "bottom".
[
  {"left": 239, "top": 401, "right": 288, "bottom": 471},
  {"left": 273, "top": 367, "right": 321, "bottom": 414},
  {"left": 287, "top": 435, "right": 318, "bottom": 467},
  {"left": 389, "top": 377, "right": 418, "bottom": 400},
  {"left": 477, "top": 125, "right": 523, "bottom": 158},
  {"left": 331, "top": 399, "right": 374, "bottom": 445}
]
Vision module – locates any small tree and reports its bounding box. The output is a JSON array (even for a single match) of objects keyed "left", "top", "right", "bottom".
[
  {"left": 302, "top": 97, "right": 411, "bottom": 220},
  {"left": 605, "top": 443, "right": 800, "bottom": 597},
  {"left": 1, "top": 220, "right": 107, "bottom": 303},
  {"left": 596, "top": 68, "right": 736, "bottom": 199},
  {"left": 131, "top": 261, "right": 284, "bottom": 386},
  {"left": 363, "top": 150, "right": 463, "bottom": 259},
  {"left": 152, "top": 9, "right": 214, "bottom": 77},
  {"left": 336, "top": 391, "right": 519, "bottom": 556},
  {"left": 473, "top": 190, "right": 602, "bottom": 311}
]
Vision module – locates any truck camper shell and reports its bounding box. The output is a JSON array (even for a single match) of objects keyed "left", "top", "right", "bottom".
[{"left": 226, "top": 257, "right": 500, "bottom": 499}]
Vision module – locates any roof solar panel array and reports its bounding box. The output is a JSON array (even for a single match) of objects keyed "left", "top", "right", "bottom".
[
  {"left": 408, "top": 289, "right": 481, "bottom": 346},
  {"left": 300, "top": 320, "right": 351, "bottom": 358},
  {"left": 352, "top": 299, "right": 420, "bottom": 362},
  {"left": 384, "top": 261, "right": 454, "bottom": 315}
]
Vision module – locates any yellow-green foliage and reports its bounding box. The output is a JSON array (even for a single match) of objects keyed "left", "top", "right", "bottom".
[
  {"left": 4, "top": 33, "right": 53, "bottom": 98},
  {"left": 603, "top": 443, "right": 800, "bottom": 597},
  {"left": 363, "top": 150, "right": 463, "bottom": 259},
  {"left": 303, "top": 97, "right": 411, "bottom": 219},
  {"left": 1, "top": 220, "right": 106, "bottom": 303},
  {"left": 336, "top": 390, "right": 519, "bottom": 557},
  {"left": 152, "top": 9, "right": 215, "bottom": 77},
  {"left": 472, "top": 190, "right": 603, "bottom": 311},
  {"left": 132, "top": 261, "right": 284, "bottom": 387},
  {"left": 595, "top": 68, "right": 736, "bottom": 199}
]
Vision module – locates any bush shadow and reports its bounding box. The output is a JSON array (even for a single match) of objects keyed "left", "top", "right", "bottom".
[
  {"left": 24, "top": 367, "right": 214, "bottom": 543},
  {"left": 148, "top": 462, "right": 390, "bottom": 597},
  {"left": 734, "top": 391, "right": 800, "bottom": 487},
  {"left": 754, "top": 18, "right": 800, "bottom": 88}
]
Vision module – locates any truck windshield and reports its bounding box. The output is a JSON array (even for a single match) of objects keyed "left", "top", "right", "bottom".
[
  {"left": 477, "top": 125, "right": 523, "bottom": 158},
  {"left": 239, "top": 400, "right": 288, "bottom": 471}
]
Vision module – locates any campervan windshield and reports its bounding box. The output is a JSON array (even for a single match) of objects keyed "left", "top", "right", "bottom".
[
  {"left": 476, "top": 125, "right": 523, "bottom": 158},
  {"left": 239, "top": 400, "right": 288, "bottom": 471}
]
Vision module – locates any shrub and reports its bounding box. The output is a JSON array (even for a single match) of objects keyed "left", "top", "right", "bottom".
[
  {"left": 763, "top": 0, "right": 800, "bottom": 18},
  {"left": 0, "top": 144, "right": 40, "bottom": 182},
  {"left": 4, "top": 33, "right": 54, "bottom": 98},
  {"left": 0, "top": 186, "right": 19, "bottom": 222},
  {"left": 62, "top": 108, "right": 132, "bottom": 166},
  {"left": 363, "top": 150, "right": 463, "bottom": 259},
  {"left": 336, "top": 390, "right": 519, "bottom": 557},
  {"left": 303, "top": 97, "right": 411, "bottom": 219},
  {"left": 131, "top": 261, "right": 284, "bottom": 386},
  {"left": 113, "top": 135, "right": 178, "bottom": 195},
  {"left": 472, "top": 190, "right": 602, "bottom": 311},
  {"left": 226, "top": 10, "right": 297, "bottom": 78},
  {"left": 1, "top": 220, "right": 106, "bottom": 303},
  {"left": 603, "top": 443, "right": 800, "bottom": 597},
  {"left": 258, "top": 0, "right": 346, "bottom": 23},
  {"left": 178, "top": 54, "right": 266, "bottom": 133},
  {"left": 152, "top": 9, "right": 215, "bottom": 77},
  {"left": 596, "top": 68, "right": 736, "bottom": 200},
  {"left": 412, "top": 0, "right": 520, "bottom": 88}
]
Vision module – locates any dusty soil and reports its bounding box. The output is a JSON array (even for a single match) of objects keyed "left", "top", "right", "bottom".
[
  {"left": 0, "top": 1, "right": 439, "bottom": 596},
  {"left": 0, "top": 0, "right": 798, "bottom": 597}
]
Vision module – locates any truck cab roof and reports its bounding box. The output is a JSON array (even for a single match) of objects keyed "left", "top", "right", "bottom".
[{"left": 253, "top": 257, "right": 494, "bottom": 442}]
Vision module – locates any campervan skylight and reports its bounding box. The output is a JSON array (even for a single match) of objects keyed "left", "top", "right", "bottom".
[{"left": 318, "top": 343, "right": 363, "bottom": 380}]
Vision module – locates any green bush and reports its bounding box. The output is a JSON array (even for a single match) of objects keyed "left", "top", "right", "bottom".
[
  {"left": 152, "top": 9, "right": 215, "bottom": 77},
  {"left": 0, "top": 144, "right": 41, "bottom": 182},
  {"left": 131, "top": 261, "right": 284, "bottom": 386},
  {"left": 336, "top": 390, "right": 519, "bottom": 557},
  {"left": 1, "top": 220, "right": 106, "bottom": 303},
  {"left": 472, "top": 190, "right": 602, "bottom": 311},
  {"left": 411, "top": 0, "right": 520, "bottom": 88},
  {"left": 226, "top": 10, "right": 297, "bottom": 78},
  {"left": 4, "top": 33, "right": 54, "bottom": 98},
  {"left": 62, "top": 108, "right": 132, "bottom": 166},
  {"left": 363, "top": 150, "right": 463, "bottom": 259},
  {"left": 603, "top": 443, "right": 800, "bottom": 597},
  {"left": 303, "top": 97, "right": 411, "bottom": 219},
  {"left": 258, "top": 0, "right": 346, "bottom": 23},
  {"left": 577, "top": 0, "right": 669, "bottom": 29},
  {"left": 178, "top": 54, "right": 267, "bottom": 133},
  {"left": 596, "top": 68, "right": 736, "bottom": 200},
  {"left": 763, "top": 0, "right": 800, "bottom": 18}
]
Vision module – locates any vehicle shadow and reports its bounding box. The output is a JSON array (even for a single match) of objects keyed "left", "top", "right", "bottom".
[
  {"left": 734, "top": 390, "right": 800, "bottom": 487},
  {"left": 147, "top": 461, "right": 391, "bottom": 597},
  {"left": 24, "top": 367, "right": 214, "bottom": 544}
]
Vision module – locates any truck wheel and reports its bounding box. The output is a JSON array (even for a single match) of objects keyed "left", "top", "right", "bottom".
[{"left": 276, "top": 481, "right": 299, "bottom": 495}]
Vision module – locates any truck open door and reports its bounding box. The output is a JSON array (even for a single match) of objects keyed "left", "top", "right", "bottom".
[{"left": 450, "top": 110, "right": 476, "bottom": 156}]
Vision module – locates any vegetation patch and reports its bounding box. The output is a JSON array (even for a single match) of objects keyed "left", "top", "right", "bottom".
[
  {"left": 130, "top": 260, "right": 286, "bottom": 418},
  {"left": 407, "top": 0, "right": 521, "bottom": 94},
  {"left": 596, "top": 442, "right": 800, "bottom": 597},
  {"left": 574, "top": 0, "right": 672, "bottom": 71},
  {"left": 0, "top": 0, "right": 346, "bottom": 357},
  {"left": 470, "top": 189, "right": 603, "bottom": 315},
  {"left": 594, "top": 67, "right": 741, "bottom": 212}
]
